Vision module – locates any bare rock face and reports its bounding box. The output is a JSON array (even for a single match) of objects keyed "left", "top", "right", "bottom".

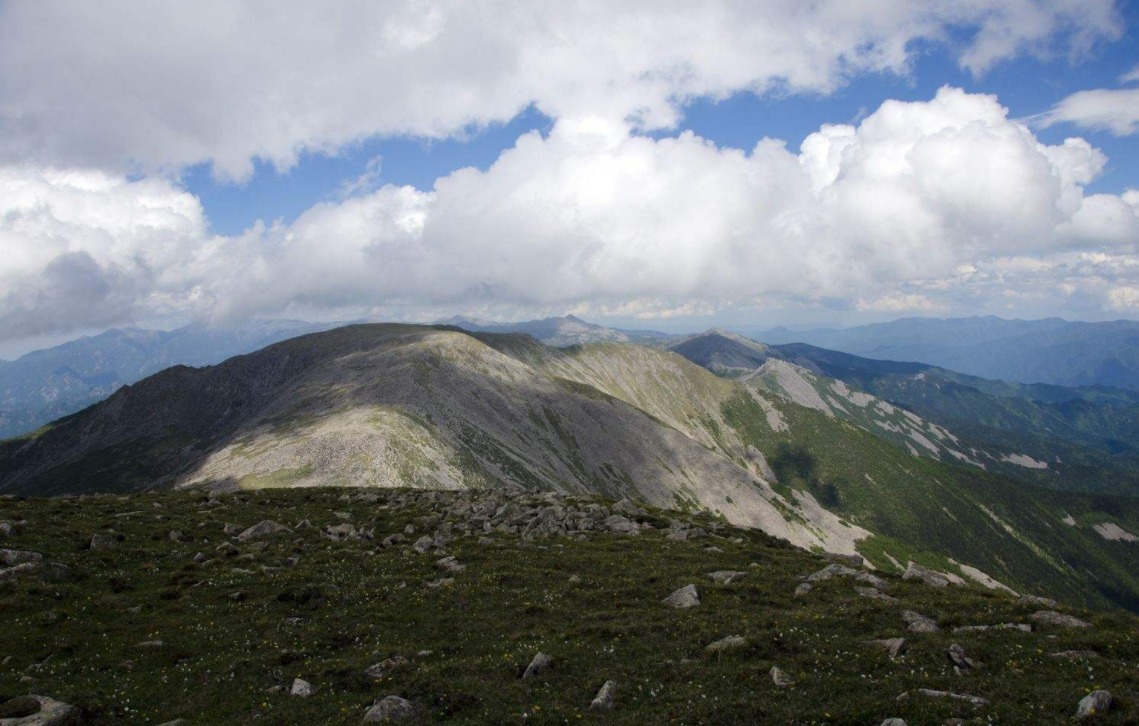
[
  {"left": 0, "top": 694, "right": 77, "bottom": 725},
  {"left": 662, "top": 584, "right": 700, "bottom": 608}
]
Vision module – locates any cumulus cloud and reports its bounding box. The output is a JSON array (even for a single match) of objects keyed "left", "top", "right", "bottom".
[
  {"left": 0, "top": 0, "right": 1122, "bottom": 179},
  {"left": 6, "top": 88, "right": 1136, "bottom": 338}
]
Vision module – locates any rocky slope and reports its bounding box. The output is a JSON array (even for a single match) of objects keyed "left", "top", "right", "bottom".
[{"left": 0, "top": 487, "right": 1135, "bottom": 724}]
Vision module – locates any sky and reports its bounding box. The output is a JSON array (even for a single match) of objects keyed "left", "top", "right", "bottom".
[{"left": 2, "top": 1, "right": 1139, "bottom": 357}]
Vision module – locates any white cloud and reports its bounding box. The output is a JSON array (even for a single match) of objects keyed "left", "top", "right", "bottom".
[
  {"left": 1035, "top": 87, "right": 1139, "bottom": 135},
  {"left": 0, "top": 0, "right": 1122, "bottom": 179},
  {"left": 1122, "top": 64, "right": 1139, "bottom": 83},
  {"left": 3, "top": 88, "right": 1137, "bottom": 340}
]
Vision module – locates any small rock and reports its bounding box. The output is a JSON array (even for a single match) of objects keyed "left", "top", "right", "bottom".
[
  {"left": 568, "top": 574, "right": 581, "bottom": 583},
  {"left": 522, "top": 652, "right": 553, "bottom": 680},
  {"left": 411, "top": 536, "right": 435, "bottom": 554},
  {"left": 770, "top": 666, "right": 794, "bottom": 687},
  {"left": 794, "top": 582, "right": 812, "bottom": 597},
  {"left": 856, "top": 586, "right": 896, "bottom": 601},
  {"left": 1030, "top": 610, "right": 1090, "bottom": 629},
  {"left": 365, "top": 656, "right": 409, "bottom": 680},
  {"left": 424, "top": 577, "right": 453, "bottom": 588},
  {"left": 705, "top": 635, "right": 748, "bottom": 654},
  {"left": 825, "top": 552, "right": 865, "bottom": 567},
  {"left": 290, "top": 678, "right": 315, "bottom": 697},
  {"left": 590, "top": 680, "right": 617, "bottom": 710},
  {"left": 880, "top": 720, "right": 907, "bottom": 726},
  {"left": 222, "top": 523, "right": 243, "bottom": 536},
  {"left": 364, "top": 695, "right": 415, "bottom": 722},
  {"left": 1049, "top": 650, "right": 1099, "bottom": 660},
  {"left": 947, "top": 644, "right": 980, "bottom": 674},
  {"left": 662, "top": 584, "right": 700, "bottom": 608},
  {"left": 89, "top": 533, "right": 117, "bottom": 551},
  {"left": 1076, "top": 690, "right": 1112, "bottom": 718},
  {"left": 902, "top": 610, "right": 939, "bottom": 633},
  {"left": 1019, "top": 594, "right": 1059, "bottom": 608},
  {"left": 236, "top": 520, "right": 291, "bottom": 542},
  {"left": 192, "top": 552, "right": 207, "bottom": 564},
  {"left": 900, "top": 689, "right": 989, "bottom": 707},
  {"left": 168, "top": 530, "right": 184, "bottom": 542},
  {"left": 707, "top": 570, "right": 746, "bottom": 585},
  {"left": 867, "top": 637, "right": 908, "bottom": 659},
  {"left": 435, "top": 556, "right": 465, "bottom": 573}
]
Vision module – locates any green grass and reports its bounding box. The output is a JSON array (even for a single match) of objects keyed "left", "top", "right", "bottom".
[{"left": 1, "top": 488, "right": 1137, "bottom": 724}]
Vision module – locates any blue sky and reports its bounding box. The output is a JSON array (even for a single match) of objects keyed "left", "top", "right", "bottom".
[
  {"left": 184, "top": 5, "right": 1139, "bottom": 238},
  {"left": 2, "top": 1, "right": 1139, "bottom": 352}
]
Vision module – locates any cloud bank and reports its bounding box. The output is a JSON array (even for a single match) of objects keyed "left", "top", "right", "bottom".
[
  {"left": 0, "top": 0, "right": 1122, "bottom": 179},
  {"left": 3, "top": 88, "right": 1137, "bottom": 338}
]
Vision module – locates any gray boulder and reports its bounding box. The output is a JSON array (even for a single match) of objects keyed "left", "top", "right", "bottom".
[
  {"left": 0, "top": 550, "right": 43, "bottom": 566},
  {"left": 902, "top": 610, "right": 939, "bottom": 633},
  {"left": 364, "top": 695, "right": 415, "bottom": 722},
  {"left": 1076, "top": 690, "right": 1112, "bottom": 718},
  {"left": 522, "top": 652, "right": 553, "bottom": 680},
  {"left": 289, "top": 678, "right": 314, "bottom": 697},
  {"left": 662, "top": 584, "right": 700, "bottom": 608},
  {"left": 0, "top": 694, "right": 77, "bottom": 725},
  {"left": 770, "top": 666, "right": 794, "bottom": 687},
  {"left": 902, "top": 562, "right": 950, "bottom": 587},
  {"left": 867, "top": 637, "right": 908, "bottom": 658},
  {"left": 89, "top": 533, "right": 117, "bottom": 551},
  {"left": 707, "top": 570, "right": 746, "bottom": 585},
  {"left": 590, "top": 680, "right": 617, "bottom": 710}
]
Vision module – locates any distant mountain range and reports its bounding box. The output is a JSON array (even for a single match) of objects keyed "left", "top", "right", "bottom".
[
  {"left": 0, "top": 319, "right": 344, "bottom": 439},
  {"left": 665, "top": 330, "right": 1139, "bottom": 497},
  {"left": 2, "top": 323, "right": 1137, "bottom": 610},
  {"left": 754, "top": 316, "right": 1139, "bottom": 390},
  {"left": 439, "top": 314, "right": 674, "bottom": 346}
]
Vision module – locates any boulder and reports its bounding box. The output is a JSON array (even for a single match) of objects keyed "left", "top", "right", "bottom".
[
  {"left": 867, "top": 638, "right": 908, "bottom": 658},
  {"left": 89, "top": 533, "right": 117, "bottom": 551},
  {"left": 662, "top": 584, "right": 700, "bottom": 608},
  {"left": 0, "top": 550, "right": 43, "bottom": 566},
  {"left": 902, "top": 562, "right": 950, "bottom": 588},
  {"left": 1076, "top": 690, "right": 1112, "bottom": 719},
  {"left": 707, "top": 570, "right": 747, "bottom": 585},
  {"left": 289, "top": 678, "right": 315, "bottom": 697},
  {"left": 947, "top": 644, "right": 980, "bottom": 674},
  {"left": 590, "top": 680, "right": 617, "bottom": 710},
  {"left": 0, "top": 694, "right": 77, "bottom": 725},
  {"left": 770, "top": 666, "right": 794, "bottom": 687},
  {"left": 902, "top": 610, "right": 939, "bottom": 633},
  {"left": 363, "top": 696, "right": 415, "bottom": 722},
  {"left": 521, "top": 652, "right": 552, "bottom": 680}
]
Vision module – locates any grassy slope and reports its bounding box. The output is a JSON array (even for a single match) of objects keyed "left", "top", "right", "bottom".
[
  {"left": 2, "top": 488, "right": 1137, "bottom": 724},
  {"left": 721, "top": 391, "right": 1139, "bottom": 612}
]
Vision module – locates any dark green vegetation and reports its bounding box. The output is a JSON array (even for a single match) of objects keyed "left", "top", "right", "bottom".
[
  {"left": 2, "top": 488, "right": 1137, "bottom": 724},
  {"left": 775, "top": 342, "right": 1139, "bottom": 497},
  {"left": 721, "top": 392, "right": 1139, "bottom": 612}
]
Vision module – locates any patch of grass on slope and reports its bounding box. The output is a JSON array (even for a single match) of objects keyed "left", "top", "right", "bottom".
[
  {"left": 1, "top": 488, "right": 1137, "bottom": 724},
  {"left": 721, "top": 391, "right": 1139, "bottom": 612}
]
